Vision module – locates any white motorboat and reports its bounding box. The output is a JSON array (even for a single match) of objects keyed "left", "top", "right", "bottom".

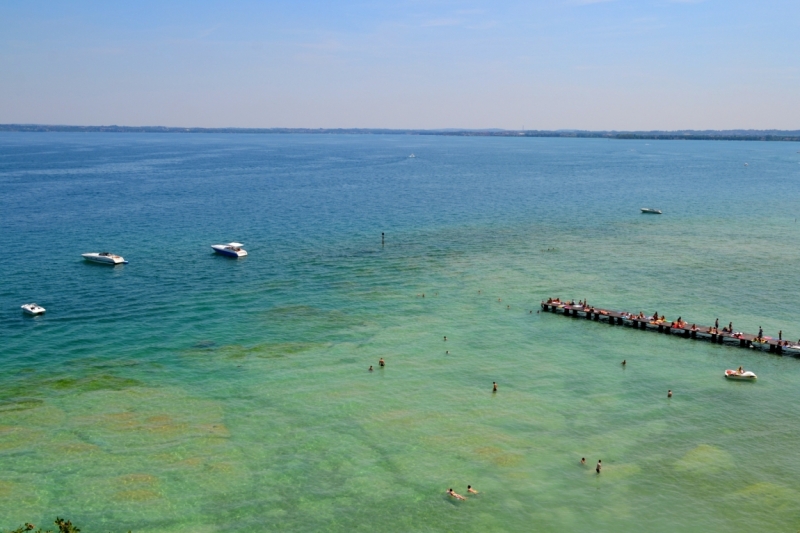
[
  {"left": 725, "top": 369, "right": 757, "bottom": 380},
  {"left": 82, "top": 252, "right": 128, "bottom": 265},
  {"left": 21, "top": 303, "right": 46, "bottom": 315},
  {"left": 408, "top": 153, "right": 416, "bottom": 158},
  {"left": 641, "top": 208, "right": 662, "bottom": 214},
  {"left": 212, "top": 242, "right": 248, "bottom": 258}
]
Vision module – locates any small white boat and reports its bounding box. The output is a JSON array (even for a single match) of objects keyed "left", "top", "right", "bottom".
[
  {"left": 82, "top": 252, "right": 128, "bottom": 265},
  {"left": 408, "top": 154, "right": 416, "bottom": 158},
  {"left": 641, "top": 208, "right": 662, "bottom": 214},
  {"left": 212, "top": 242, "right": 247, "bottom": 258},
  {"left": 725, "top": 369, "right": 757, "bottom": 380},
  {"left": 21, "top": 303, "right": 46, "bottom": 315}
]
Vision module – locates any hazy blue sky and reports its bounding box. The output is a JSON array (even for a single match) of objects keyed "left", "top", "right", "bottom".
[{"left": 1, "top": 1, "right": 798, "bottom": 129}]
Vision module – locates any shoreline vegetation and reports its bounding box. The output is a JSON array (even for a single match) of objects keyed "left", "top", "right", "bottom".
[{"left": 1, "top": 124, "right": 800, "bottom": 142}]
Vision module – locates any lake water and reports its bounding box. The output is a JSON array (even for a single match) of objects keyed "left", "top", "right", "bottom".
[{"left": 2, "top": 133, "right": 800, "bottom": 532}]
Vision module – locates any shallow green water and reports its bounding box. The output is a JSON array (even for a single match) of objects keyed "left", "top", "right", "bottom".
[{"left": 2, "top": 134, "right": 800, "bottom": 531}]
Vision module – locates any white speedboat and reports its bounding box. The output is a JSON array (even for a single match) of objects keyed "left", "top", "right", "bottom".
[
  {"left": 212, "top": 242, "right": 247, "bottom": 258},
  {"left": 21, "top": 303, "right": 46, "bottom": 315},
  {"left": 408, "top": 153, "right": 416, "bottom": 158},
  {"left": 641, "top": 208, "right": 662, "bottom": 214},
  {"left": 82, "top": 252, "right": 128, "bottom": 265},
  {"left": 725, "top": 369, "right": 757, "bottom": 380}
]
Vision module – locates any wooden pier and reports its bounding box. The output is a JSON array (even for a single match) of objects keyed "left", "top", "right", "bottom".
[{"left": 541, "top": 300, "right": 800, "bottom": 356}]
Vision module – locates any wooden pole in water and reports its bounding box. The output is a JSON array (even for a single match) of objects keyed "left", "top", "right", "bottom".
[{"left": 382, "top": 232, "right": 385, "bottom": 246}]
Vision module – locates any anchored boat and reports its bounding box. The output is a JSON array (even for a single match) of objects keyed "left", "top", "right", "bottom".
[
  {"left": 212, "top": 242, "right": 247, "bottom": 258},
  {"left": 21, "top": 303, "right": 46, "bottom": 315},
  {"left": 82, "top": 252, "right": 128, "bottom": 265},
  {"left": 641, "top": 208, "right": 662, "bottom": 214}
]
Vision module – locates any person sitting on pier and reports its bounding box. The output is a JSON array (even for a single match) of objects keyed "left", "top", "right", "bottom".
[{"left": 691, "top": 323, "right": 697, "bottom": 331}]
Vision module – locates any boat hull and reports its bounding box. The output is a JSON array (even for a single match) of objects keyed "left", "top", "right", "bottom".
[
  {"left": 211, "top": 245, "right": 247, "bottom": 258},
  {"left": 725, "top": 370, "right": 757, "bottom": 380},
  {"left": 82, "top": 253, "right": 127, "bottom": 265},
  {"left": 21, "top": 304, "right": 45, "bottom": 315}
]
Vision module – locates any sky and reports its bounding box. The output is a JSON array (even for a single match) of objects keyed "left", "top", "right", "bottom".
[{"left": 0, "top": 0, "right": 798, "bottom": 130}]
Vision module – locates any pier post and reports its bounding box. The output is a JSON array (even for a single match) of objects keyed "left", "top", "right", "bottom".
[
  {"left": 585, "top": 312, "right": 592, "bottom": 320},
  {"left": 711, "top": 334, "right": 717, "bottom": 342},
  {"left": 691, "top": 331, "right": 697, "bottom": 339},
  {"left": 769, "top": 344, "right": 776, "bottom": 352},
  {"left": 564, "top": 309, "right": 570, "bottom": 316},
  {"left": 658, "top": 325, "right": 663, "bottom": 333},
  {"left": 594, "top": 314, "right": 599, "bottom": 321},
  {"left": 739, "top": 339, "right": 746, "bottom": 347},
  {"left": 777, "top": 344, "right": 783, "bottom": 354}
]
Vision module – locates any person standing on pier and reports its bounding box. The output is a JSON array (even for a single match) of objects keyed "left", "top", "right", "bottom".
[
  {"left": 779, "top": 330, "right": 782, "bottom": 340},
  {"left": 715, "top": 318, "right": 719, "bottom": 330},
  {"left": 758, "top": 327, "right": 763, "bottom": 340}
]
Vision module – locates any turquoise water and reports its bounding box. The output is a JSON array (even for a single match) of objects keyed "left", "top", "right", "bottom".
[{"left": 2, "top": 133, "right": 800, "bottom": 532}]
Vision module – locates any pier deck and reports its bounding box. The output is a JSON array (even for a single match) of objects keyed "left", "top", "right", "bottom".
[{"left": 541, "top": 300, "right": 800, "bottom": 355}]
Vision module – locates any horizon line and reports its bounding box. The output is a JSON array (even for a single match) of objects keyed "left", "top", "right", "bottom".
[{"left": 2, "top": 124, "right": 800, "bottom": 141}]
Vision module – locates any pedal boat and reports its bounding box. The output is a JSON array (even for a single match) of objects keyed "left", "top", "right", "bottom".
[{"left": 725, "top": 369, "right": 757, "bottom": 380}]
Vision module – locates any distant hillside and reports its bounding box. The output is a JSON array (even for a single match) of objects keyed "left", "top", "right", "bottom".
[{"left": 1, "top": 124, "right": 800, "bottom": 141}]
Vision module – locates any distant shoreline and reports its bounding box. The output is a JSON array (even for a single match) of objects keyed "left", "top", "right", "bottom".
[{"left": 2, "top": 124, "right": 800, "bottom": 142}]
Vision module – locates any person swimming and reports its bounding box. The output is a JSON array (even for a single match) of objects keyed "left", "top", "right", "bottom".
[
  {"left": 667, "top": 389, "right": 672, "bottom": 398},
  {"left": 622, "top": 360, "right": 626, "bottom": 366},
  {"left": 596, "top": 460, "right": 602, "bottom": 473},
  {"left": 379, "top": 358, "right": 385, "bottom": 367},
  {"left": 368, "top": 366, "right": 373, "bottom": 372},
  {"left": 467, "top": 485, "right": 478, "bottom": 494},
  {"left": 447, "top": 488, "right": 466, "bottom": 500},
  {"left": 580, "top": 457, "right": 586, "bottom": 464},
  {"left": 492, "top": 382, "right": 497, "bottom": 392}
]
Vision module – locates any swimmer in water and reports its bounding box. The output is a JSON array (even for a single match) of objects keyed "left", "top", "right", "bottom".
[
  {"left": 580, "top": 457, "right": 586, "bottom": 464},
  {"left": 445, "top": 350, "right": 449, "bottom": 354},
  {"left": 379, "top": 358, "right": 385, "bottom": 367},
  {"left": 444, "top": 336, "right": 447, "bottom": 341},
  {"left": 447, "top": 488, "right": 466, "bottom": 500},
  {"left": 368, "top": 366, "right": 373, "bottom": 372},
  {"left": 667, "top": 389, "right": 672, "bottom": 398},
  {"left": 467, "top": 485, "right": 478, "bottom": 494},
  {"left": 622, "top": 359, "right": 626, "bottom": 366},
  {"left": 493, "top": 382, "right": 498, "bottom": 392},
  {"left": 596, "top": 460, "right": 602, "bottom": 473}
]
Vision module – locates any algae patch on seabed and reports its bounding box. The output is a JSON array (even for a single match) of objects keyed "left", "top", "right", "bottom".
[
  {"left": 182, "top": 341, "right": 322, "bottom": 361},
  {"left": 675, "top": 444, "right": 733, "bottom": 474},
  {"left": 727, "top": 482, "right": 800, "bottom": 511}
]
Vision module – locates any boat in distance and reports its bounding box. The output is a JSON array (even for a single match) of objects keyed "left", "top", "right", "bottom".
[
  {"left": 82, "top": 252, "right": 128, "bottom": 265},
  {"left": 21, "top": 303, "right": 46, "bottom": 315},
  {"left": 212, "top": 242, "right": 248, "bottom": 258},
  {"left": 641, "top": 208, "right": 662, "bottom": 214},
  {"left": 725, "top": 369, "right": 757, "bottom": 380}
]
